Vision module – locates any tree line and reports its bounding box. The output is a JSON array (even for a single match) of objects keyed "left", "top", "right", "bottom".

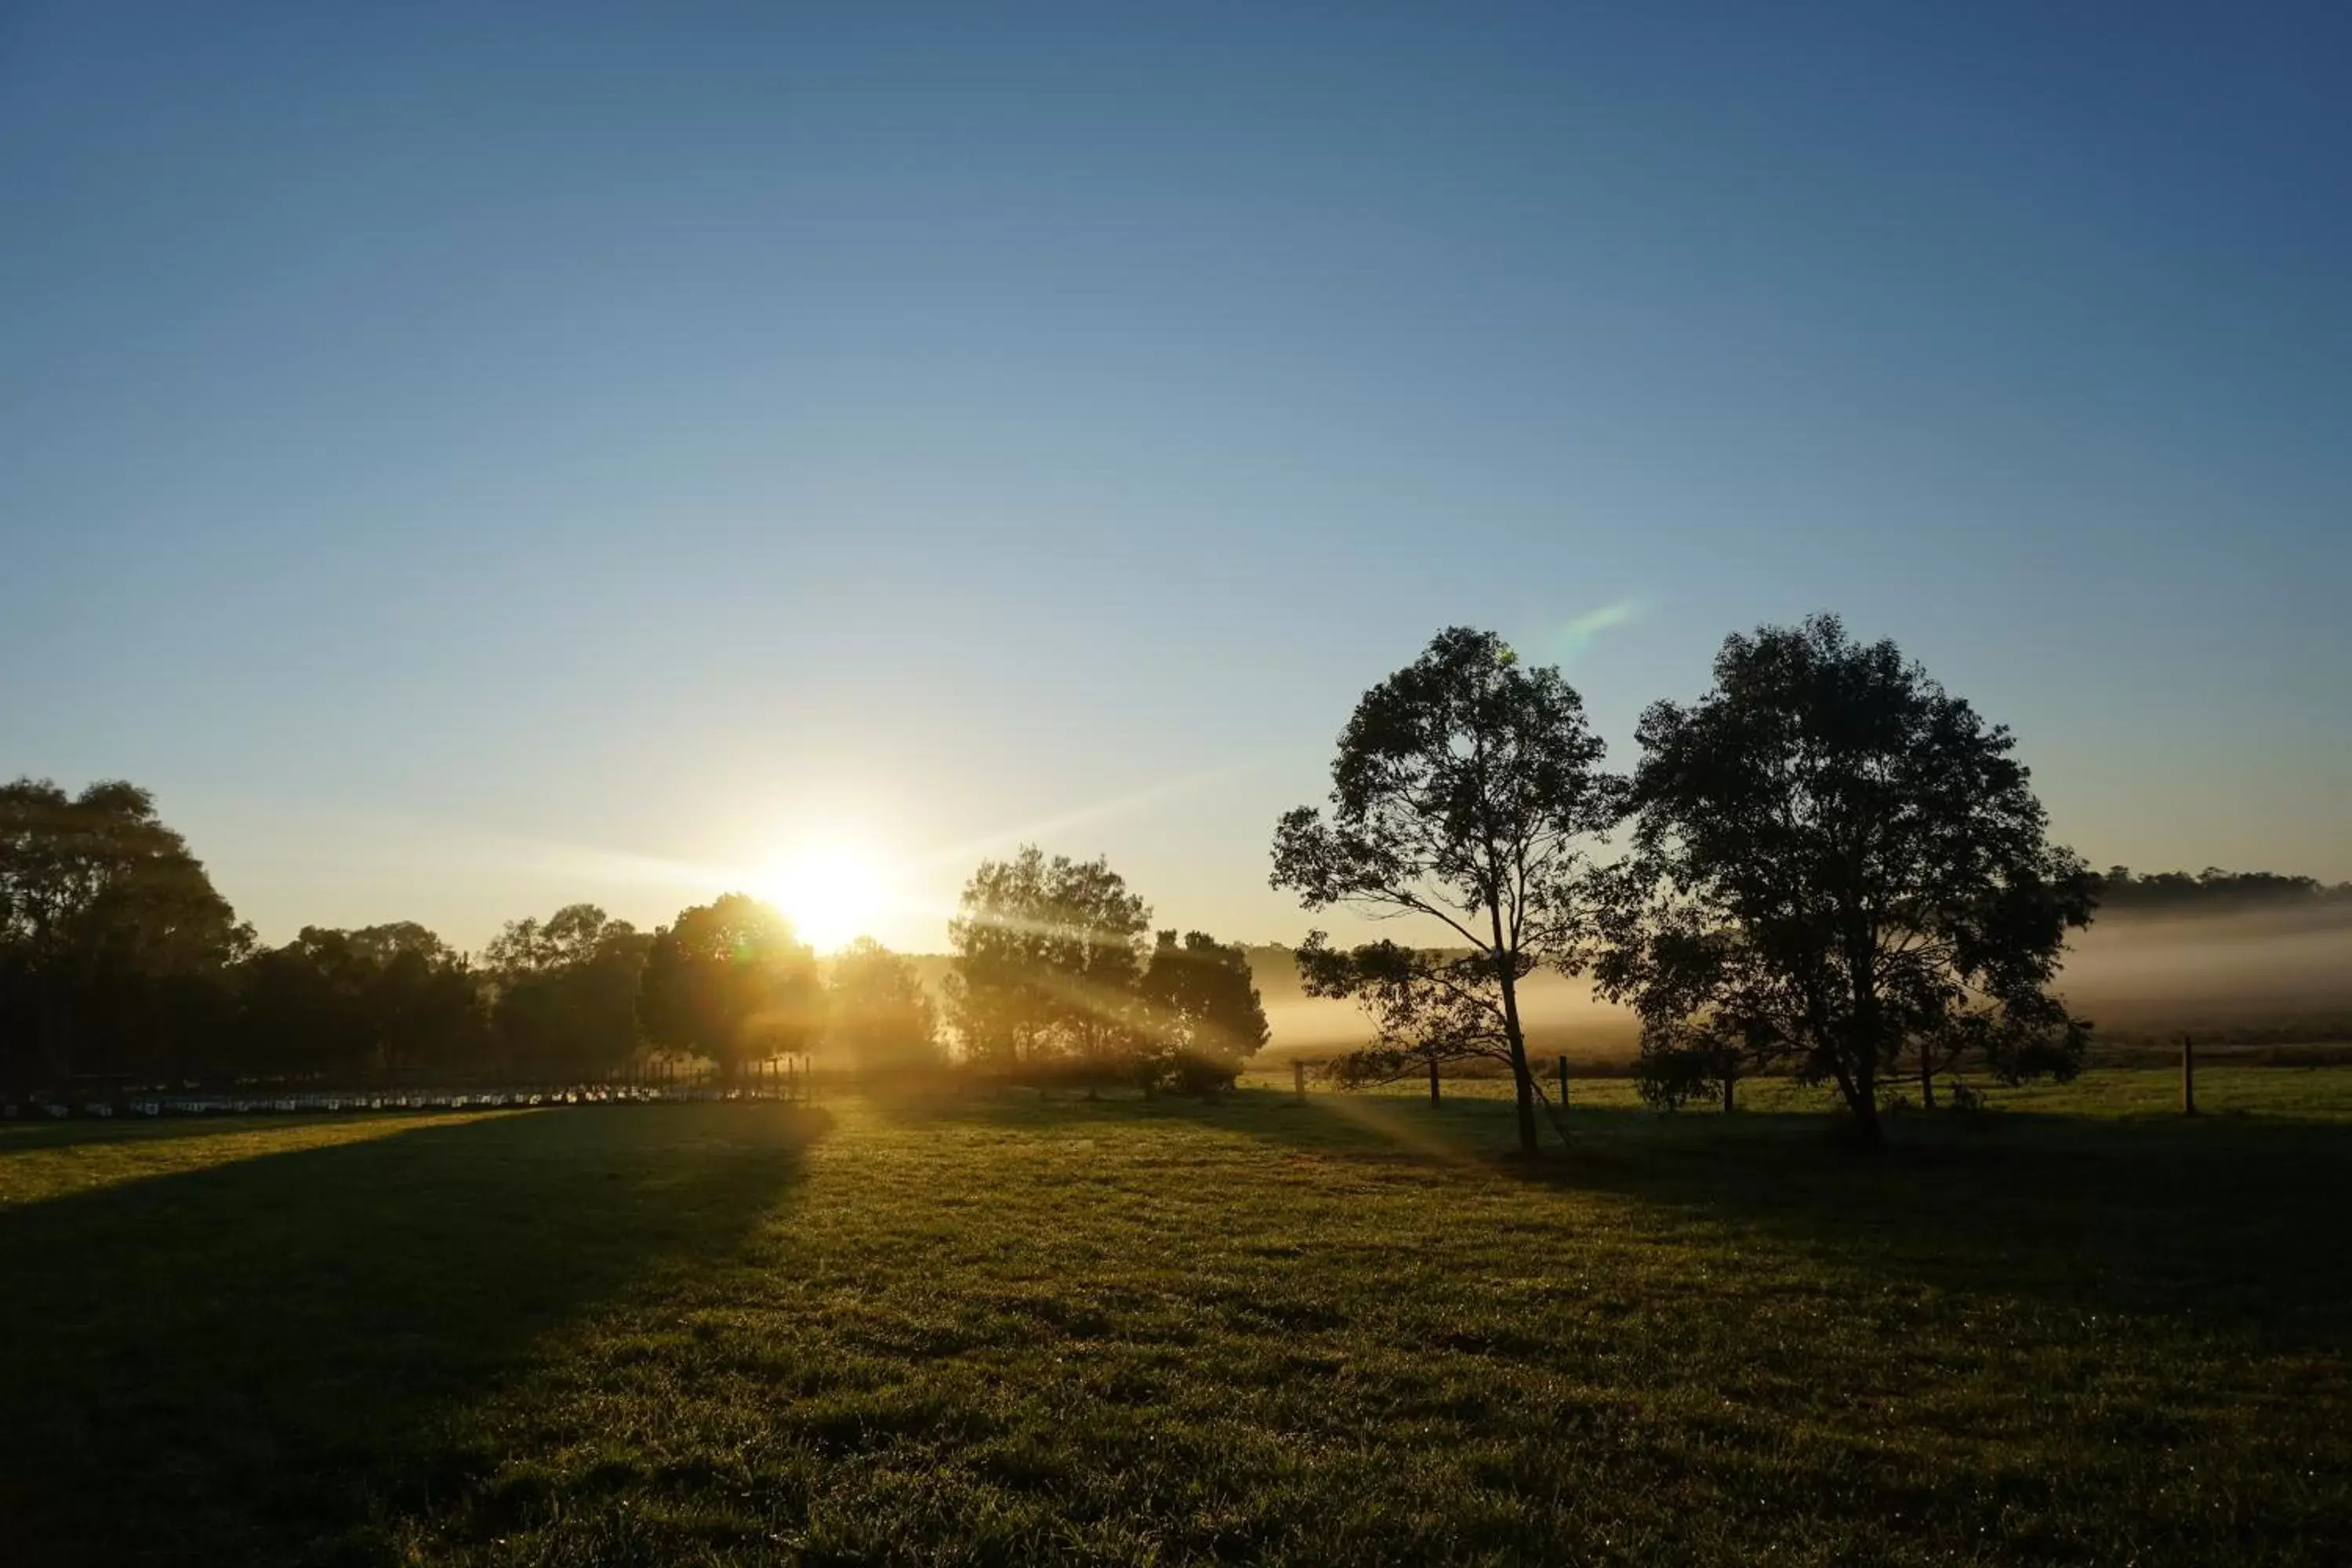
[
  {"left": 0, "top": 781, "right": 1268, "bottom": 1098},
  {"left": 2089, "top": 867, "right": 2352, "bottom": 916},
  {"left": 5, "top": 608, "right": 2323, "bottom": 1136},
  {"left": 943, "top": 844, "right": 1270, "bottom": 1094}
]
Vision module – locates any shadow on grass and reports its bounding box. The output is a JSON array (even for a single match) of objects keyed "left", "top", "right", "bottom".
[
  {"left": 0, "top": 1103, "right": 826, "bottom": 1566},
  {"left": 895, "top": 1084, "right": 2352, "bottom": 1352}
]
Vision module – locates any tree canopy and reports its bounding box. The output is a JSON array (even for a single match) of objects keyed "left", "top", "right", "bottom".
[
  {"left": 944, "top": 846, "right": 1150, "bottom": 1080},
  {"left": 1595, "top": 615, "right": 2095, "bottom": 1138},
  {"left": 239, "top": 923, "right": 487, "bottom": 1082},
  {"left": 637, "top": 895, "right": 822, "bottom": 1082},
  {"left": 1271, "top": 627, "right": 1624, "bottom": 1153},
  {"left": 0, "top": 778, "right": 249, "bottom": 1087},
  {"left": 1136, "top": 930, "right": 1270, "bottom": 1094},
  {"left": 482, "top": 904, "right": 651, "bottom": 1080}
]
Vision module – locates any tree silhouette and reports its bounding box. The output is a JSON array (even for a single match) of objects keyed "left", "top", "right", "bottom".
[
  {"left": 944, "top": 847, "right": 1150, "bottom": 1084},
  {"left": 1596, "top": 615, "right": 2095, "bottom": 1140},
  {"left": 238, "top": 923, "right": 487, "bottom": 1083},
  {"left": 1294, "top": 936, "right": 1501, "bottom": 1107},
  {"left": 637, "top": 895, "right": 820, "bottom": 1085},
  {"left": 1136, "top": 930, "right": 1270, "bottom": 1095},
  {"left": 482, "top": 904, "right": 650, "bottom": 1080},
  {"left": 0, "top": 778, "right": 249, "bottom": 1089},
  {"left": 1272, "top": 628, "right": 1624, "bottom": 1155},
  {"left": 2089, "top": 866, "right": 2352, "bottom": 915}
]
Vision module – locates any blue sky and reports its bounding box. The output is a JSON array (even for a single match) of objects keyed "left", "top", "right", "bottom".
[{"left": 3, "top": 2, "right": 2347, "bottom": 951}]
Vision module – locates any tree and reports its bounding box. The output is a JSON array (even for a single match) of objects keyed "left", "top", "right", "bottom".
[
  {"left": 1589, "top": 899, "right": 1788, "bottom": 1113},
  {"left": 237, "top": 922, "right": 488, "bottom": 1083},
  {"left": 1630, "top": 1014, "right": 1777, "bottom": 1114},
  {"left": 482, "top": 904, "right": 651, "bottom": 1080},
  {"left": 0, "top": 779, "right": 249, "bottom": 1089},
  {"left": 826, "top": 937, "right": 941, "bottom": 1079},
  {"left": 636, "top": 895, "right": 821, "bottom": 1083},
  {"left": 1271, "top": 628, "right": 1625, "bottom": 1154},
  {"left": 1136, "top": 930, "right": 1270, "bottom": 1094},
  {"left": 1595, "top": 615, "right": 2095, "bottom": 1142},
  {"left": 1294, "top": 937, "right": 1497, "bottom": 1108},
  {"left": 943, "top": 846, "right": 1150, "bottom": 1083}
]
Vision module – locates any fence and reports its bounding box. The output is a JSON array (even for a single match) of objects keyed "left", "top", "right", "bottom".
[{"left": 1, "top": 1055, "right": 817, "bottom": 1121}]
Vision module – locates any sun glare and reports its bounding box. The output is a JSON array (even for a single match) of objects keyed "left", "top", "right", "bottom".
[{"left": 757, "top": 840, "right": 894, "bottom": 953}]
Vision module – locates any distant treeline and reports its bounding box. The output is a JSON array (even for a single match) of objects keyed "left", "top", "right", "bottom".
[
  {"left": 0, "top": 779, "right": 1265, "bottom": 1098},
  {"left": 2089, "top": 867, "right": 2352, "bottom": 916},
  {"left": 5, "top": 784, "right": 2339, "bottom": 1100}
]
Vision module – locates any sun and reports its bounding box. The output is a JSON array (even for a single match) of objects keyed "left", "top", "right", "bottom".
[{"left": 756, "top": 840, "right": 894, "bottom": 953}]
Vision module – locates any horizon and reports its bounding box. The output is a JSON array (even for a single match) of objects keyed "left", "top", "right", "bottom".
[
  {"left": 5, "top": 2, "right": 2348, "bottom": 953},
  {"left": 15, "top": 727, "right": 2352, "bottom": 958}
]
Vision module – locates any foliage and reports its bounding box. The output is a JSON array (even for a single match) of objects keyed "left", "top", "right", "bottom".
[
  {"left": 1297, "top": 935, "right": 1525, "bottom": 1098},
  {"left": 636, "top": 895, "right": 821, "bottom": 1082},
  {"left": 238, "top": 922, "right": 488, "bottom": 1081},
  {"left": 0, "top": 778, "right": 250, "bottom": 1087},
  {"left": 1271, "top": 627, "right": 1624, "bottom": 1152},
  {"left": 1596, "top": 615, "right": 2096, "bottom": 1139},
  {"left": 826, "top": 936, "right": 942, "bottom": 1077},
  {"left": 1135, "top": 929, "right": 1270, "bottom": 1094},
  {"left": 1628, "top": 1011, "right": 1779, "bottom": 1112},
  {"left": 943, "top": 846, "right": 1151, "bottom": 1080},
  {"left": 481, "top": 904, "right": 651, "bottom": 1080}
]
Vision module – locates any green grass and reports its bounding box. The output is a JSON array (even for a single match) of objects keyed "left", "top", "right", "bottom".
[
  {"left": 2, "top": 1072, "right": 2348, "bottom": 1564},
  {"left": 1247, "top": 1062, "right": 2352, "bottom": 1119}
]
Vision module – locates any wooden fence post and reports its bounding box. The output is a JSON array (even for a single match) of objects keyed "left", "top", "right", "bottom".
[
  {"left": 1293, "top": 1059, "right": 1307, "bottom": 1102},
  {"left": 2182, "top": 1033, "right": 2197, "bottom": 1116},
  {"left": 1556, "top": 1054, "right": 1569, "bottom": 1112}
]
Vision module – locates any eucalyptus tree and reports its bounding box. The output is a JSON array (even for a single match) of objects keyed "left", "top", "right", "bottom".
[
  {"left": 1595, "top": 615, "right": 2095, "bottom": 1140},
  {"left": 1272, "top": 628, "right": 1625, "bottom": 1155}
]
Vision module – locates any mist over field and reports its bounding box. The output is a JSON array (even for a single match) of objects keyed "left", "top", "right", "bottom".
[
  {"left": 2058, "top": 906, "right": 2352, "bottom": 1039},
  {"left": 1238, "top": 903, "right": 2352, "bottom": 1062}
]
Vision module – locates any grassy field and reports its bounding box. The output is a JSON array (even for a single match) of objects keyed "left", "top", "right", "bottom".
[
  {"left": 1243, "top": 1061, "right": 2352, "bottom": 1117},
  {"left": 2, "top": 1070, "right": 2348, "bottom": 1565}
]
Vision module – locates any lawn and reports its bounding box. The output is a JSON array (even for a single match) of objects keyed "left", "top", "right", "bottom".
[{"left": 2, "top": 1071, "right": 2347, "bottom": 1565}]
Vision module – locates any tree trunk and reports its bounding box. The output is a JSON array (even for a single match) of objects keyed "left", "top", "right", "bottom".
[
  {"left": 1849, "top": 1058, "right": 1882, "bottom": 1144},
  {"left": 1493, "top": 957, "right": 1537, "bottom": 1156},
  {"left": 1842, "top": 939, "right": 1886, "bottom": 1145},
  {"left": 1919, "top": 1047, "right": 1936, "bottom": 1110},
  {"left": 1721, "top": 1071, "right": 1736, "bottom": 1114},
  {"left": 1480, "top": 891, "right": 1540, "bottom": 1154},
  {"left": 1817, "top": 1032, "right": 1878, "bottom": 1145},
  {"left": 1427, "top": 1055, "right": 1440, "bottom": 1107}
]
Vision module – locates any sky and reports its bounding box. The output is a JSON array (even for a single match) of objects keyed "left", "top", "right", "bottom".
[{"left": 3, "top": 1, "right": 2348, "bottom": 953}]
